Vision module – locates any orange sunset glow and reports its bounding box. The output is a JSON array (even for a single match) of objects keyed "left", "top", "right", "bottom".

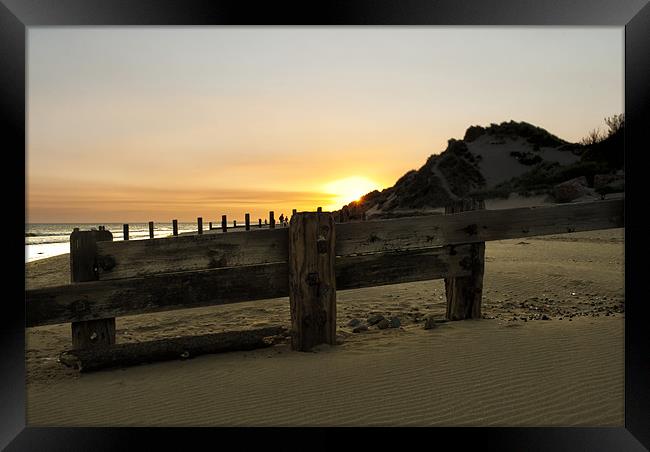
[{"left": 27, "top": 28, "right": 622, "bottom": 223}]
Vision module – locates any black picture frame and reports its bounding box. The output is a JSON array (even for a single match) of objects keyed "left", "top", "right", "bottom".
[{"left": 3, "top": 0, "right": 649, "bottom": 449}]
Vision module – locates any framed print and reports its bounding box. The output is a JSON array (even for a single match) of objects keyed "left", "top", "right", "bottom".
[{"left": 2, "top": 0, "right": 649, "bottom": 449}]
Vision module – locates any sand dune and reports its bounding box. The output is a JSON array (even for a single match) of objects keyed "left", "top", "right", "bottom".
[{"left": 25, "top": 228, "right": 624, "bottom": 426}]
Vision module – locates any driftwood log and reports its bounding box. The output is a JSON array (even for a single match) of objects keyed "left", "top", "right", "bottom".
[{"left": 59, "top": 326, "right": 288, "bottom": 372}]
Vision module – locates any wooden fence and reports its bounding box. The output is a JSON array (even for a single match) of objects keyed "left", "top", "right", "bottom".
[{"left": 26, "top": 198, "right": 623, "bottom": 353}]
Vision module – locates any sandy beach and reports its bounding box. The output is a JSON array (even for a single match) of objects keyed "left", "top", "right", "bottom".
[{"left": 25, "top": 228, "right": 624, "bottom": 426}]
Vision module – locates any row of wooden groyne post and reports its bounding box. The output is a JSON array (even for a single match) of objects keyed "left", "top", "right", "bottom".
[{"left": 117, "top": 208, "right": 332, "bottom": 240}]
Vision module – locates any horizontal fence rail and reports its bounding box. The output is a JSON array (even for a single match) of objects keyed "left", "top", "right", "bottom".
[
  {"left": 26, "top": 198, "right": 623, "bottom": 328},
  {"left": 26, "top": 245, "right": 473, "bottom": 327},
  {"left": 94, "top": 199, "right": 623, "bottom": 281},
  {"left": 335, "top": 198, "right": 623, "bottom": 255},
  {"left": 96, "top": 228, "right": 289, "bottom": 280}
]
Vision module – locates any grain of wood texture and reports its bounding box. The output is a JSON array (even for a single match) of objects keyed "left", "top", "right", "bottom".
[
  {"left": 444, "top": 199, "right": 485, "bottom": 320},
  {"left": 93, "top": 200, "right": 621, "bottom": 280},
  {"left": 335, "top": 244, "right": 472, "bottom": 290},
  {"left": 28, "top": 244, "right": 470, "bottom": 327},
  {"left": 335, "top": 198, "right": 623, "bottom": 256},
  {"left": 71, "top": 318, "right": 116, "bottom": 348},
  {"left": 27, "top": 262, "right": 290, "bottom": 327},
  {"left": 59, "top": 327, "right": 287, "bottom": 372},
  {"left": 69, "top": 229, "right": 116, "bottom": 349},
  {"left": 288, "top": 212, "right": 336, "bottom": 351},
  {"left": 95, "top": 227, "right": 289, "bottom": 280}
]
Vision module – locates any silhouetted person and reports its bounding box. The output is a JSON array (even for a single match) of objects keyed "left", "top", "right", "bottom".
[{"left": 279, "top": 214, "right": 285, "bottom": 225}]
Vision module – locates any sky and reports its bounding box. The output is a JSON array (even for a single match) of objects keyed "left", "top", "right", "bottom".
[{"left": 27, "top": 27, "right": 623, "bottom": 223}]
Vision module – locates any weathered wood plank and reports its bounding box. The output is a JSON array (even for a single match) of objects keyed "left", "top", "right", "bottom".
[
  {"left": 92, "top": 199, "right": 622, "bottom": 280},
  {"left": 335, "top": 198, "right": 623, "bottom": 256},
  {"left": 95, "top": 227, "right": 290, "bottom": 280},
  {"left": 444, "top": 199, "right": 485, "bottom": 320},
  {"left": 335, "top": 244, "right": 473, "bottom": 290},
  {"left": 288, "top": 212, "right": 336, "bottom": 351},
  {"left": 69, "top": 229, "right": 116, "bottom": 349},
  {"left": 59, "top": 326, "right": 288, "bottom": 372},
  {"left": 27, "top": 245, "right": 471, "bottom": 327},
  {"left": 27, "top": 262, "right": 290, "bottom": 327}
]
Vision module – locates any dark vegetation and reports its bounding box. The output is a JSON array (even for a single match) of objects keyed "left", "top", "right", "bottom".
[
  {"left": 473, "top": 115, "right": 624, "bottom": 199},
  {"left": 463, "top": 120, "right": 569, "bottom": 149},
  {"left": 437, "top": 140, "right": 486, "bottom": 197},
  {"left": 337, "top": 116, "right": 624, "bottom": 218}
]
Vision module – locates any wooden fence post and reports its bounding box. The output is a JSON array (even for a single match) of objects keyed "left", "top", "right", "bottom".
[
  {"left": 209, "top": 221, "right": 212, "bottom": 230},
  {"left": 198, "top": 217, "right": 203, "bottom": 235},
  {"left": 270, "top": 211, "right": 275, "bottom": 229},
  {"left": 222, "top": 215, "right": 227, "bottom": 232},
  {"left": 245, "top": 213, "right": 250, "bottom": 231},
  {"left": 258, "top": 218, "right": 262, "bottom": 228},
  {"left": 288, "top": 211, "right": 336, "bottom": 351},
  {"left": 444, "top": 199, "right": 486, "bottom": 320},
  {"left": 123, "top": 224, "right": 129, "bottom": 241},
  {"left": 148, "top": 221, "right": 154, "bottom": 239},
  {"left": 70, "top": 229, "right": 116, "bottom": 349}
]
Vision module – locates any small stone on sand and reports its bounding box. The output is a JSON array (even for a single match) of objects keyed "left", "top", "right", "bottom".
[
  {"left": 352, "top": 324, "right": 368, "bottom": 333},
  {"left": 424, "top": 316, "right": 437, "bottom": 330},
  {"left": 376, "top": 319, "right": 390, "bottom": 329},
  {"left": 367, "top": 315, "right": 385, "bottom": 326}
]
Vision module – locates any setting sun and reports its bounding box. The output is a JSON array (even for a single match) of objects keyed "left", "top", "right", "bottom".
[{"left": 322, "top": 176, "right": 382, "bottom": 211}]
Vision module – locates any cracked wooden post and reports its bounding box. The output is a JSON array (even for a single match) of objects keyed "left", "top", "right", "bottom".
[
  {"left": 444, "top": 199, "right": 486, "bottom": 320},
  {"left": 288, "top": 211, "right": 336, "bottom": 351},
  {"left": 70, "top": 229, "right": 116, "bottom": 349}
]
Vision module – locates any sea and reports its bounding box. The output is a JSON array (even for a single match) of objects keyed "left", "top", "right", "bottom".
[{"left": 25, "top": 222, "right": 211, "bottom": 263}]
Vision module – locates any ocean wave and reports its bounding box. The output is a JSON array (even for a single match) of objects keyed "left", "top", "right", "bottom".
[
  {"left": 25, "top": 231, "right": 74, "bottom": 237},
  {"left": 25, "top": 237, "right": 70, "bottom": 245}
]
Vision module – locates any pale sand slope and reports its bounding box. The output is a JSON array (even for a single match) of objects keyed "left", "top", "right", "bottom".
[{"left": 26, "top": 228, "right": 624, "bottom": 426}]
